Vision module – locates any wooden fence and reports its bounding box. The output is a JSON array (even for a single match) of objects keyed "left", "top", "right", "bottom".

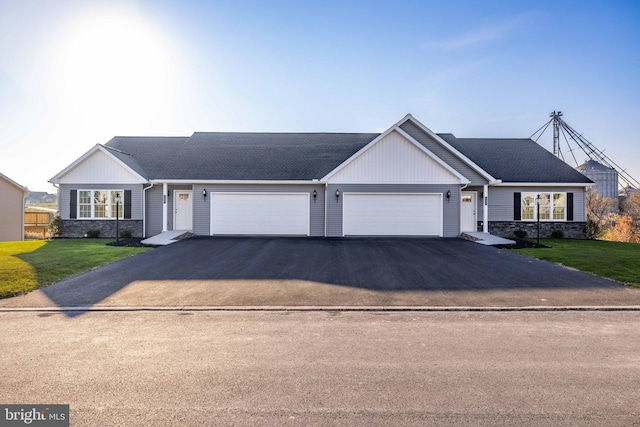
[{"left": 24, "top": 212, "right": 52, "bottom": 239}]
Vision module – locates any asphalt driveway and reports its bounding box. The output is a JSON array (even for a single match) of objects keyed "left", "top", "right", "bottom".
[{"left": 2, "top": 237, "right": 640, "bottom": 311}]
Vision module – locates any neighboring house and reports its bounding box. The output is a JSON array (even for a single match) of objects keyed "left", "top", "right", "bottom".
[
  {"left": 49, "top": 114, "right": 593, "bottom": 239},
  {"left": 0, "top": 173, "right": 27, "bottom": 241}
]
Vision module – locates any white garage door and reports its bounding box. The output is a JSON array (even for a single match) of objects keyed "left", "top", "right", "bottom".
[
  {"left": 210, "top": 193, "right": 309, "bottom": 235},
  {"left": 343, "top": 193, "right": 442, "bottom": 236}
]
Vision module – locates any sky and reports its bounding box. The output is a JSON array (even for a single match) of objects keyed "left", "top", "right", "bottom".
[{"left": 1, "top": 0, "right": 639, "bottom": 192}]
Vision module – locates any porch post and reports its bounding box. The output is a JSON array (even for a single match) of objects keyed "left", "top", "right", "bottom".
[
  {"left": 483, "top": 184, "right": 489, "bottom": 233},
  {"left": 162, "top": 182, "right": 168, "bottom": 232}
]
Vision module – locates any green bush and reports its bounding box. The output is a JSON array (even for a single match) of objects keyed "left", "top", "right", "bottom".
[
  {"left": 551, "top": 229, "right": 564, "bottom": 239},
  {"left": 585, "top": 219, "right": 600, "bottom": 240},
  {"left": 514, "top": 229, "right": 527, "bottom": 239},
  {"left": 119, "top": 230, "right": 132, "bottom": 239},
  {"left": 48, "top": 215, "right": 64, "bottom": 238},
  {"left": 85, "top": 229, "right": 100, "bottom": 238}
]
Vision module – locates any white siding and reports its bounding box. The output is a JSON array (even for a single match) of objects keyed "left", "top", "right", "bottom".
[
  {"left": 57, "top": 150, "right": 143, "bottom": 184},
  {"left": 328, "top": 130, "right": 461, "bottom": 184}
]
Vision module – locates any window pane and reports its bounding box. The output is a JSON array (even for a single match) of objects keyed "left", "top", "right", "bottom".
[
  {"left": 79, "top": 191, "right": 91, "bottom": 204},
  {"left": 79, "top": 205, "right": 92, "bottom": 218},
  {"left": 94, "top": 191, "right": 108, "bottom": 218},
  {"left": 522, "top": 193, "right": 535, "bottom": 220},
  {"left": 110, "top": 191, "right": 123, "bottom": 219},
  {"left": 539, "top": 193, "right": 550, "bottom": 220},
  {"left": 553, "top": 193, "right": 565, "bottom": 220}
]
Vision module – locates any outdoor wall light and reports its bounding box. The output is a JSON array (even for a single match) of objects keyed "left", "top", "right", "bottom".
[
  {"left": 335, "top": 189, "right": 340, "bottom": 200},
  {"left": 202, "top": 188, "right": 207, "bottom": 199},
  {"left": 446, "top": 190, "right": 451, "bottom": 202},
  {"left": 313, "top": 189, "right": 317, "bottom": 200}
]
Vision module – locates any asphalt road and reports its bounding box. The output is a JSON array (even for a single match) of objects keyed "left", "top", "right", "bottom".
[
  {"left": 1, "top": 310, "right": 639, "bottom": 426},
  {"left": 3, "top": 237, "right": 639, "bottom": 310}
]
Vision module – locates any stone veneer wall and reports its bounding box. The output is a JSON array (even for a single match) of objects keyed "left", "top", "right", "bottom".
[
  {"left": 60, "top": 220, "right": 143, "bottom": 238},
  {"left": 486, "top": 221, "right": 586, "bottom": 239}
]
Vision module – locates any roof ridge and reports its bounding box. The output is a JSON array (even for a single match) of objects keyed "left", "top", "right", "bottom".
[
  {"left": 190, "top": 131, "right": 381, "bottom": 135},
  {"left": 101, "top": 144, "right": 133, "bottom": 157}
]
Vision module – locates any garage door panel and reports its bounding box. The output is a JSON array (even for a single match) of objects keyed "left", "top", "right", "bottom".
[
  {"left": 211, "top": 193, "right": 309, "bottom": 235},
  {"left": 343, "top": 193, "right": 442, "bottom": 236}
]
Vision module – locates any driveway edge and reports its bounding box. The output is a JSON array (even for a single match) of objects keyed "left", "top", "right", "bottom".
[{"left": 2, "top": 306, "right": 640, "bottom": 312}]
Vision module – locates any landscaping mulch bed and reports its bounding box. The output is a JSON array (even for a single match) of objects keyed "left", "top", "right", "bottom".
[
  {"left": 106, "top": 238, "right": 147, "bottom": 247},
  {"left": 495, "top": 239, "right": 550, "bottom": 249}
]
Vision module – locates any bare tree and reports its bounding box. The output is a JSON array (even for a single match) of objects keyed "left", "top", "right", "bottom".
[{"left": 585, "top": 188, "right": 616, "bottom": 239}]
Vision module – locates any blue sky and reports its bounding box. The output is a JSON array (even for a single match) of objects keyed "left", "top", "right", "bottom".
[{"left": 1, "top": 0, "right": 639, "bottom": 191}]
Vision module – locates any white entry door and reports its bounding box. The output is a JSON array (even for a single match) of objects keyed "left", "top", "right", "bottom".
[
  {"left": 174, "top": 190, "right": 193, "bottom": 231},
  {"left": 460, "top": 191, "right": 477, "bottom": 232}
]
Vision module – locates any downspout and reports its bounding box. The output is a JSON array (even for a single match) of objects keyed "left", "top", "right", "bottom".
[
  {"left": 459, "top": 183, "right": 468, "bottom": 236},
  {"left": 323, "top": 182, "right": 328, "bottom": 237},
  {"left": 162, "top": 182, "right": 168, "bottom": 232},
  {"left": 142, "top": 183, "right": 154, "bottom": 238},
  {"left": 483, "top": 184, "right": 489, "bottom": 233}
]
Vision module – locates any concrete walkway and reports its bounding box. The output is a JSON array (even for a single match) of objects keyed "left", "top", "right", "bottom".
[
  {"left": 461, "top": 232, "right": 516, "bottom": 245},
  {"left": 141, "top": 230, "right": 191, "bottom": 246}
]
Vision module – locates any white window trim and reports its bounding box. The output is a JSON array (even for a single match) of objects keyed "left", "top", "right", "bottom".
[
  {"left": 521, "top": 192, "right": 567, "bottom": 222},
  {"left": 78, "top": 189, "right": 124, "bottom": 220}
]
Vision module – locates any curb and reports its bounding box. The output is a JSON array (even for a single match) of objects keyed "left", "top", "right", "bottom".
[{"left": 1, "top": 306, "right": 640, "bottom": 313}]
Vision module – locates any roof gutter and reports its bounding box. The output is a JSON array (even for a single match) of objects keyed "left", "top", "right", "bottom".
[
  {"left": 149, "top": 179, "right": 321, "bottom": 185},
  {"left": 492, "top": 182, "right": 594, "bottom": 187}
]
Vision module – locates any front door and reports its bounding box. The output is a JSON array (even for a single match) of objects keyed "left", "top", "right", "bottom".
[
  {"left": 174, "top": 190, "right": 193, "bottom": 231},
  {"left": 460, "top": 191, "right": 477, "bottom": 232}
]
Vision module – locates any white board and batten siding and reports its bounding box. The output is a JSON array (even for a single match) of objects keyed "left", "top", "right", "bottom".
[
  {"left": 343, "top": 193, "right": 443, "bottom": 236},
  {"left": 326, "top": 130, "right": 463, "bottom": 184},
  {"left": 56, "top": 149, "right": 144, "bottom": 184},
  {"left": 210, "top": 192, "right": 310, "bottom": 236}
]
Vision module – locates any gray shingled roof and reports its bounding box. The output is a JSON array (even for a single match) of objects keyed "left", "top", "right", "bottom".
[
  {"left": 101, "top": 130, "right": 591, "bottom": 184},
  {"left": 438, "top": 134, "right": 593, "bottom": 184},
  {"left": 104, "top": 136, "right": 189, "bottom": 180},
  {"left": 105, "top": 133, "right": 378, "bottom": 180}
]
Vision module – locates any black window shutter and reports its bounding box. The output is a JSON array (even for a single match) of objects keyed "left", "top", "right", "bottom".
[
  {"left": 70, "top": 190, "right": 77, "bottom": 219},
  {"left": 513, "top": 192, "right": 521, "bottom": 220},
  {"left": 567, "top": 192, "right": 574, "bottom": 221},
  {"left": 124, "top": 190, "right": 132, "bottom": 219}
]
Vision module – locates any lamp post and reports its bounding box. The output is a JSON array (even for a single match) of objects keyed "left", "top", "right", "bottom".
[
  {"left": 115, "top": 192, "right": 121, "bottom": 245},
  {"left": 535, "top": 194, "right": 541, "bottom": 246}
]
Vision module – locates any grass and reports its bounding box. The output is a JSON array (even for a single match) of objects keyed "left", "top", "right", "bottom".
[
  {"left": 0, "top": 239, "right": 150, "bottom": 298},
  {"left": 512, "top": 239, "right": 640, "bottom": 287}
]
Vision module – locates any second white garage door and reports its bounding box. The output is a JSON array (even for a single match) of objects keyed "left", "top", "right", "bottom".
[
  {"left": 211, "top": 193, "right": 309, "bottom": 235},
  {"left": 343, "top": 193, "right": 442, "bottom": 236}
]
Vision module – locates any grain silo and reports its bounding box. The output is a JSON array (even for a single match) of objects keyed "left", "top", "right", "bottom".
[{"left": 576, "top": 160, "right": 618, "bottom": 199}]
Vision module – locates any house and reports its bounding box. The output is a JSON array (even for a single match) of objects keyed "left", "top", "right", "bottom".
[
  {"left": 49, "top": 114, "right": 593, "bottom": 240},
  {"left": 0, "top": 172, "right": 27, "bottom": 241}
]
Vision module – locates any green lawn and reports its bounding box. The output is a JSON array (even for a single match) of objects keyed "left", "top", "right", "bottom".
[
  {"left": 0, "top": 239, "right": 150, "bottom": 298},
  {"left": 512, "top": 239, "right": 640, "bottom": 287}
]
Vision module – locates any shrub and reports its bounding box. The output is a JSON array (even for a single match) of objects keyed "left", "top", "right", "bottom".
[
  {"left": 585, "top": 219, "right": 600, "bottom": 240},
  {"left": 85, "top": 229, "right": 100, "bottom": 238},
  {"left": 119, "top": 230, "right": 132, "bottom": 239},
  {"left": 48, "top": 215, "right": 64, "bottom": 238},
  {"left": 551, "top": 229, "right": 564, "bottom": 239},
  {"left": 514, "top": 229, "right": 527, "bottom": 239}
]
